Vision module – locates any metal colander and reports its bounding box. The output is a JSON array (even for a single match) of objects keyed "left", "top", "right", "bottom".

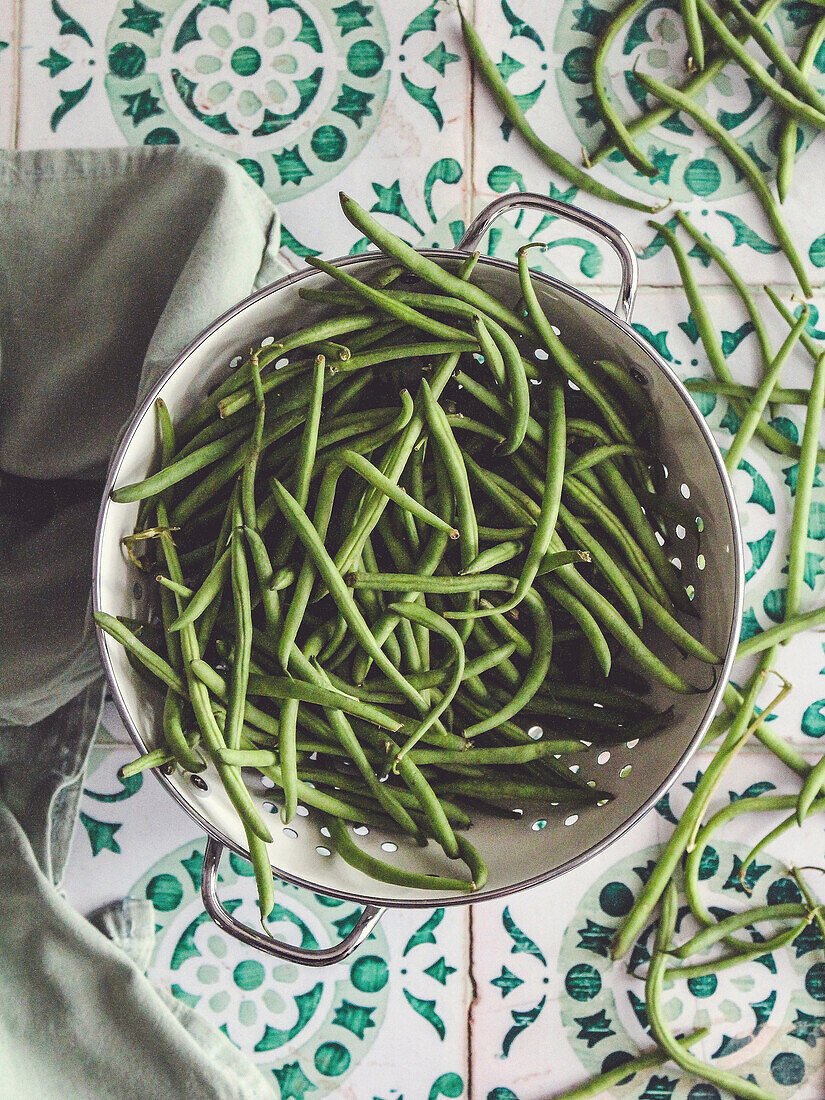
[{"left": 93, "top": 194, "right": 743, "bottom": 964}]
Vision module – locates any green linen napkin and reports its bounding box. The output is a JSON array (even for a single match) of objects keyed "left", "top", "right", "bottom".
[{"left": 0, "top": 146, "right": 290, "bottom": 1098}]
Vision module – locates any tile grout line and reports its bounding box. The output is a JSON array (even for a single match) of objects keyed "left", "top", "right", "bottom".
[
  {"left": 466, "top": 902, "right": 477, "bottom": 1099},
  {"left": 465, "top": 0, "right": 476, "bottom": 230}
]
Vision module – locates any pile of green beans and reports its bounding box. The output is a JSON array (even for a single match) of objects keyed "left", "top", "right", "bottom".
[{"left": 98, "top": 194, "right": 718, "bottom": 918}]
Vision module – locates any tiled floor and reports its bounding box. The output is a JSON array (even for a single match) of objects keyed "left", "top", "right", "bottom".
[{"left": 8, "top": 0, "right": 825, "bottom": 1096}]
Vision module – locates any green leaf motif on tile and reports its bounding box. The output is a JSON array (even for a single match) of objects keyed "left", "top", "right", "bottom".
[
  {"left": 639, "top": 1076, "right": 678, "bottom": 1100},
  {"left": 403, "top": 989, "right": 445, "bottom": 1039},
  {"left": 576, "top": 918, "right": 614, "bottom": 958},
  {"left": 171, "top": 984, "right": 200, "bottom": 1008},
  {"left": 255, "top": 984, "right": 324, "bottom": 1050},
  {"left": 565, "top": 962, "right": 602, "bottom": 1001},
  {"left": 795, "top": 301, "right": 825, "bottom": 340},
  {"left": 802, "top": 698, "right": 825, "bottom": 738},
  {"left": 78, "top": 811, "right": 122, "bottom": 855},
  {"left": 50, "top": 78, "right": 92, "bottom": 131},
  {"left": 624, "top": 4, "right": 653, "bottom": 52},
  {"left": 723, "top": 854, "right": 771, "bottom": 894},
  {"left": 575, "top": 92, "right": 601, "bottom": 127},
  {"left": 333, "top": 0, "right": 373, "bottom": 35},
  {"left": 424, "top": 41, "right": 459, "bottom": 77},
  {"left": 628, "top": 989, "right": 651, "bottom": 1032},
  {"left": 763, "top": 586, "right": 786, "bottom": 623},
  {"left": 109, "top": 41, "right": 147, "bottom": 79},
  {"left": 171, "top": 70, "right": 237, "bottom": 134},
  {"left": 349, "top": 236, "right": 370, "bottom": 254},
  {"left": 331, "top": 999, "right": 376, "bottom": 1039},
  {"left": 783, "top": 460, "right": 823, "bottom": 494},
  {"left": 170, "top": 911, "right": 209, "bottom": 968},
  {"left": 496, "top": 51, "right": 524, "bottom": 82},
  {"left": 428, "top": 1072, "right": 463, "bottom": 1100},
  {"left": 785, "top": 0, "right": 821, "bottom": 28},
  {"left": 0, "top": 42, "right": 7, "bottom": 53},
  {"left": 688, "top": 243, "right": 713, "bottom": 268},
  {"left": 632, "top": 324, "right": 672, "bottom": 361},
  {"left": 638, "top": 217, "right": 679, "bottom": 261},
  {"left": 52, "top": 0, "right": 93, "bottom": 46},
  {"left": 487, "top": 1090, "right": 519, "bottom": 1100},
  {"left": 424, "top": 957, "right": 457, "bottom": 985},
  {"left": 545, "top": 237, "right": 603, "bottom": 278},
  {"left": 660, "top": 108, "right": 693, "bottom": 135},
  {"left": 739, "top": 459, "right": 775, "bottom": 513},
  {"left": 504, "top": 996, "right": 546, "bottom": 1056},
  {"left": 403, "top": 908, "right": 444, "bottom": 955},
  {"left": 771, "top": 415, "right": 800, "bottom": 446},
  {"left": 332, "top": 908, "right": 366, "bottom": 938},
  {"left": 86, "top": 771, "right": 142, "bottom": 802},
  {"left": 789, "top": 1009, "right": 825, "bottom": 1047},
  {"left": 280, "top": 224, "right": 321, "bottom": 258},
  {"left": 488, "top": 165, "right": 525, "bottom": 195},
  {"left": 401, "top": 73, "right": 444, "bottom": 130},
  {"left": 491, "top": 965, "right": 524, "bottom": 997},
  {"left": 679, "top": 314, "right": 700, "bottom": 343},
  {"left": 39, "top": 49, "right": 72, "bottom": 77},
  {"left": 752, "top": 990, "right": 777, "bottom": 1033},
  {"left": 120, "top": 0, "right": 162, "bottom": 36},
  {"left": 121, "top": 88, "right": 162, "bottom": 126},
  {"left": 371, "top": 179, "right": 424, "bottom": 234},
  {"left": 634, "top": 860, "right": 657, "bottom": 885},
  {"left": 730, "top": 781, "right": 775, "bottom": 802},
  {"left": 180, "top": 848, "right": 204, "bottom": 888},
  {"left": 424, "top": 158, "right": 462, "bottom": 224},
  {"left": 503, "top": 906, "right": 547, "bottom": 964},
  {"left": 721, "top": 321, "right": 755, "bottom": 357},
  {"left": 716, "top": 210, "right": 780, "bottom": 254},
  {"left": 718, "top": 77, "right": 766, "bottom": 131},
  {"left": 332, "top": 83, "right": 374, "bottom": 128},
  {"left": 573, "top": 0, "right": 611, "bottom": 36},
  {"left": 273, "top": 146, "right": 312, "bottom": 186},
  {"left": 574, "top": 1006, "right": 615, "bottom": 1049},
  {"left": 781, "top": 550, "right": 825, "bottom": 589},
  {"left": 272, "top": 1060, "right": 316, "bottom": 1100},
  {"left": 808, "top": 501, "right": 825, "bottom": 538},
  {"left": 402, "top": 2, "right": 439, "bottom": 43},
  {"left": 810, "top": 233, "right": 825, "bottom": 267},
  {"left": 501, "top": 0, "right": 544, "bottom": 48},
  {"left": 646, "top": 146, "right": 678, "bottom": 185}
]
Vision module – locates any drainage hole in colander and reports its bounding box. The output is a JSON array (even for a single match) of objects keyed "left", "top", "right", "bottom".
[
  {"left": 697, "top": 554, "right": 706, "bottom": 570},
  {"left": 274, "top": 357, "right": 289, "bottom": 370},
  {"left": 512, "top": 808, "right": 523, "bottom": 816},
  {"left": 320, "top": 826, "right": 331, "bottom": 838},
  {"left": 296, "top": 805, "right": 309, "bottom": 817},
  {"left": 597, "top": 750, "right": 611, "bottom": 765},
  {"left": 686, "top": 585, "right": 696, "bottom": 600},
  {"left": 132, "top": 582, "right": 143, "bottom": 601},
  {"left": 696, "top": 516, "right": 704, "bottom": 532},
  {"left": 260, "top": 776, "right": 275, "bottom": 789},
  {"left": 569, "top": 763, "right": 581, "bottom": 773},
  {"left": 534, "top": 348, "right": 549, "bottom": 360},
  {"left": 680, "top": 482, "right": 691, "bottom": 498},
  {"left": 190, "top": 774, "right": 209, "bottom": 793},
  {"left": 654, "top": 530, "right": 665, "bottom": 546},
  {"left": 564, "top": 814, "right": 579, "bottom": 827},
  {"left": 527, "top": 725, "right": 543, "bottom": 740},
  {"left": 531, "top": 819, "right": 548, "bottom": 831},
  {"left": 353, "top": 825, "right": 369, "bottom": 836},
  {"left": 675, "top": 524, "right": 686, "bottom": 540},
  {"left": 619, "top": 764, "right": 632, "bottom": 778},
  {"left": 671, "top": 556, "right": 682, "bottom": 570},
  {"left": 260, "top": 335, "right": 275, "bottom": 346},
  {"left": 381, "top": 842, "right": 398, "bottom": 853},
  {"left": 316, "top": 846, "right": 331, "bottom": 857},
  {"left": 283, "top": 828, "right": 298, "bottom": 839},
  {"left": 626, "top": 738, "right": 640, "bottom": 749},
  {"left": 229, "top": 355, "right": 242, "bottom": 369}
]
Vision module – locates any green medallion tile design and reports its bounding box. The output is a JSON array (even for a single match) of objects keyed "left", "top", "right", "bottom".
[{"left": 132, "top": 838, "right": 390, "bottom": 1096}]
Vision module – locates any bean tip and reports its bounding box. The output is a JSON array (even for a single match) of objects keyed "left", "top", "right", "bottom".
[{"left": 449, "top": 528, "right": 460, "bottom": 540}]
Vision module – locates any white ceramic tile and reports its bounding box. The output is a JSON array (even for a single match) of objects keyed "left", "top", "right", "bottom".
[
  {"left": 470, "top": 0, "right": 825, "bottom": 291},
  {"left": 470, "top": 750, "right": 825, "bottom": 1099},
  {"left": 0, "top": 0, "right": 18, "bottom": 147}
]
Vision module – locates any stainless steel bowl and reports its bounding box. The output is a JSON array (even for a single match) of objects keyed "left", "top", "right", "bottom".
[{"left": 93, "top": 194, "right": 743, "bottom": 963}]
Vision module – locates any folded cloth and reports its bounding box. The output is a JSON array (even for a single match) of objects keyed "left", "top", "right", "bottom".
[
  {"left": 0, "top": 799, "right": 274, "bottom": 1099},
  {"left": 0, "top": 146, "right": 290, "bottom": 1098}
]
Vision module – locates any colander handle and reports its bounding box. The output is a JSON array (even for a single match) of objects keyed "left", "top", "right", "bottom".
[
  {"left": 457, "top": 192, "right": 638, "bottom": 322},
  {"left": 201, "top": 836, "right": 385, "bottom": 964}
]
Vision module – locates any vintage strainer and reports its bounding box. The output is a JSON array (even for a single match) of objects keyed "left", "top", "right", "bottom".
[{"left": 93, "top": 194, "right": 743, "bottom": 964}]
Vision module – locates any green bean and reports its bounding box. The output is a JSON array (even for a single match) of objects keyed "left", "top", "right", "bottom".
[
  {"left": 111, "top": 423, "right": 249, "bottom": 504},
  {"left": 637, "top": 73, "right": 812, "bottom": 295},
  {"left": 736, "top": 603, "right": 825, "bottom": 657},
  {"left": 717, "top": 0, "right": 825, "bottom": 114},
  {"left": 477, "top": 523, "right": 533, "bottom": 541},
  {"left": 557, "top": 502, "right": 643, "bottom": 626},
  {"left": 461, "top": 541, "right": 523, "bottom": 575},
  {"left": 725, "top": 310, "right": 809, "bottom": 472},
  {"left": 685, "top": 379, "right": 811, "bottom": 405},
  {"left": 457, "top": 9, "right": 660, "bottom": 212},
  {"left": 592, "top": 0, "right": 659, "bottom": 175},
  {"left": 346, "top": 570, "right": 518, "bottom": 594},
  {"left": 339, "top": 193, "right": 532, "bottom": 334},
  {"left": 618, "top": 565, "right": 719, "bottom": 663},
  {"left": 538, "top": 577, "right": 612, "bottom": 676},
  {"left": 224, "top": 498, "right": 253, "bottom": 751},
  {"left": 433, "top": 778, "right": 602, "bottom": 804},
  {"left": 587, "top": 0, "right": 783, "bottom": 165},
  {"left": 672, "top": 902, "right": 811, "bottom": 960},
  {"left": 645, "top": 882, "right": 778, "bottom": 1100},
  {"left": 765, "top": 284, "right": 825, "bottom": 366},
  {"left": 155, "top": 573, "right": 191, "bottom": 600},
  {"left": 119, "top": 746, "right": 175, "bottom": 778},
  {"left": 307, "top": 256, "right": 471, "bottom": 342},
  {"left": 94, "top": 612, "right": 186, "bottom": 696},
  {"left": 778, "top": 13, "right": 825, "bottom": 201},
  {"left": 323, "top": 815, "right": 477, "bottom": 892},
  {"left": 342, "top": 446, "right": 457, "bottom": 537},
  {"left": 546, "top": 1029, "right": 709, "bottom": 1100},
  {"left": 471, "top": 313, "right": 505, "bottom": 385},
  {"left": 665, "top": 918, "right": 812, "bottom": 982},
  {"left": 682, "top": 0, "right": 704, "bottom": 69},
  {"left": 388, "top": 602, "right": 465, "bottom": 766},
  {"left": 787, "top": 353, "right": 825, "bottom": 624},
  {"left": 162, "top": 689, "right": 204, "bottom": 773},
  {"left": 565, "top": 443, "right": 648, "bottom": 477}
]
